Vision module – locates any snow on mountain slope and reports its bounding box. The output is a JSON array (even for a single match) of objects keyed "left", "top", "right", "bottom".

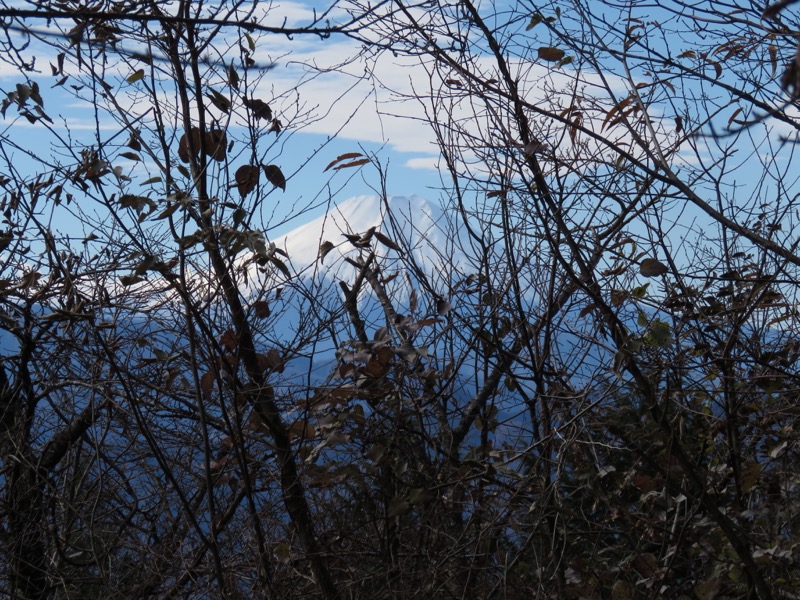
[{"left": 273, "top": 195, "right": 468, "bottom": 281}]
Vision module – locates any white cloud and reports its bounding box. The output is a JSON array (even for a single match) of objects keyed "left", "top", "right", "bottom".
[
  {"left": 405, "top": 156, "right": 440, "bottom": 170},
  {"left": 0, "top": 1, "right": 690, "bottom": 195},
  {"left": 259, "top": 1, "right": 319, "bottom": 27},
  {"left": 246, "top": 39, "right": 441, "bottom": 155}
]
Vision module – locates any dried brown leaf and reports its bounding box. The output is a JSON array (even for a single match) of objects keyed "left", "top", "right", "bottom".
[
  {"left": 324, "top": 152, "right": 364, "bottom": 172},
  {"left": 319, "top": 241, "right": 335, "bottom": 262},
  {"left": 242, "top": 96, "right": 272, "bottom": 120},
  {"left": 639, "top": 258, "right": 669, "bottom": 277},
  {"left": 374, "top": 230, "right": 401, "bottom": 251},
  {"left": 253, "top": 300, "right": 270, "bottom": 318},
  {"left": 538, "top": 46, "right": 566, "bottom": 62},
  {"left": 204, "top": 129, "right": 227, "bottom": 161},
  {"left": 333, "top": 158, "right": 371, "bottom": 170},
  {"left": 220, "top": 329, "right": 237, "bottom": 352},
  {"left": 178, "top": 127, "right": 201, "bottom": 163},
  {"left": 262, "top": 164, "right": 286, "bottom": 190},
  {"left": 200, "top": 371, "right": 214, "bottom": 403},
  {"left": 235, "top": 164, "right": 260, "bottom": 197}
]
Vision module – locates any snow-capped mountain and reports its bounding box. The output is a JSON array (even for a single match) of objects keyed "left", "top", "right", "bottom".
[{"left": 274, "top": 195, "right": 469, "bottom": 280}]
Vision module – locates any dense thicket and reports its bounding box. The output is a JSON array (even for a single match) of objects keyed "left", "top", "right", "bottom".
[{"left": 1, "top": 1, "right": 799, "bottom": 598}]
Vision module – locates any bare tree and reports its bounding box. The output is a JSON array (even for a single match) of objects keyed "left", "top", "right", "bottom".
[
  {"left": 332, "top": 0, "right": 800, "bottom": 597},
  {"left": 0, "top": 1, "right": 393, "bottom": 597},
  {"left": 3, "top": 0, "right": 800, "bottom": 598}
]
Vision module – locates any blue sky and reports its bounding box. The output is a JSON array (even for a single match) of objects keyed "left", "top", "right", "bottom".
[
  {"left": 2, "top": 0, "right": 798, "bottom": 264},
  {"left": 0, "top": 1, "right": 451, "bottom": 246}
]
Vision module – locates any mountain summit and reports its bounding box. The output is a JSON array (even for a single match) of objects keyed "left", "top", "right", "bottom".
[{"left": 275, "top": 195, "right": 465, "bottom": 280}]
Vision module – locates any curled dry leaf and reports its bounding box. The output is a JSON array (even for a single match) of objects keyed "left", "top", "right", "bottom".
[
  {"left": 206, "top": 88, "right": 231, "bottom": 113},
  {"left": 119, "top": 274, "right": 144, "bottom": 286},
  {"left": 602, "top": 96, "right": 633, "bottom": 131},
  {"left": 334, "top": 158, "right": 370, "bottom": 170},
  {"left": 374, "top": 230, "right": 401, "bottom": 252},
  {"left": 639, "top": 258, "right": 669, "bottom": 277},
  {"left": 262, "top": 164, "right": 286, "bottom": 190},
  {"left": 359, "top": 227, "right": 376, "bottom": 244},
  {"left": 324, "top": 152, "right": 363, "bottom": 172},
  {"left": 235, "top": 164, "right": 260, "bottom": 198},
  {"left": 415, "top": 318, "right": 441, "bottom": 328},
  {"left": 127, "top": 132, "right": 141, "bottom": 151},
  {"left": 319, "top": 241, "right": 335, "bottom": 262}
]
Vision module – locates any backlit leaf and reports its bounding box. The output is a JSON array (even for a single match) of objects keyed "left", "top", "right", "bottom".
[
  {"left": 200, "top": 371, "right": 214, "bottom": 402},
  {"left": 127, "top": 69, "right": 145, "bottom": 83},
  {"left": 206, "top": 88, "right": 231, "bottom": 112},
  {"left": 178, "top": 128, "right": 201, "bottom": 163},
  {"left": 204, "top": 129, "right": 227, "bottom": 161},
  {"left": 242, "top": 96, "right": 272, "bottom": 120},
  {"left": 740, "top": 462, "right": 762, "bottom": 493},
  {"left": 648, "top": 321, "right": 672, "bottom": 347},
  {"left": 526, "top": 13, "right": 544, "bottom": 30},
  {"left": 262, "top": 164, "right": 286, "bottom": 190},
  {"left": 253, "top": 300, "right": 270, "bottom": 318},
  {"left": 602, "top": 96, "right": 633, "bottom": 131},
  {"left": 270, "top": 255, "right": 291, "bottom": 278},
  {"left": 235, "top": 164, "right": 259, "bottom": 197},
  {"left": 227, "top": 63, "right": 239, "bottom": 89}
]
